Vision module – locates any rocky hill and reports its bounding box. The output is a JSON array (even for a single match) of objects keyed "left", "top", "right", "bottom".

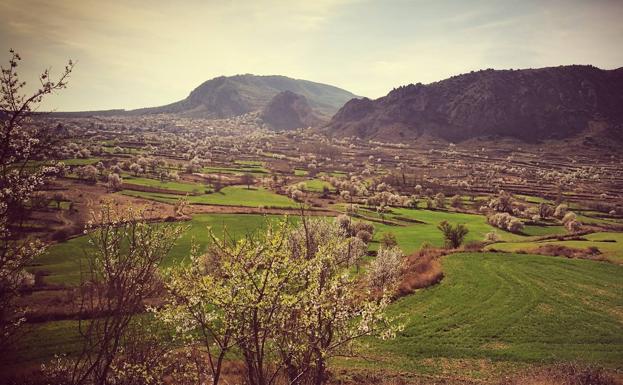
[
  {"left": 326, "top": 65, "right": 623, "bottom": 142},
  {"left": 130, "top": 74, "right": 357, "bottom": 121},
  {"left": 260, "top": 91, "right": 322, "bottom": 130}
]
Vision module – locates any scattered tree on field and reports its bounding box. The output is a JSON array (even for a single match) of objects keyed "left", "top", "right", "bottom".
[
  {"left": 380, "top": 232, "right": 398, "bottom": 248},
  {"left": 240, "top": 172, "right": 254, "bottom": 189},
  {"left": 437, "top": 221, "right": 469, "bottom": 248},
  {"left": 106, "top": 173, "right": 122, "bottom": 191},
  {"left": 368, "top": 246, "right": 403, "bottom": 295}
]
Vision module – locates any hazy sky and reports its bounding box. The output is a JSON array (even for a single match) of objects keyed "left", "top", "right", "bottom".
[{"left": 1, "top": 0, "right": 622, "bottom": 111}]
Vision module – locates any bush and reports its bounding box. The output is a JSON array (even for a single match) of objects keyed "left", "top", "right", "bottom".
[
  {"left": 380, "top": 232, "right": 398, "bottom": 248},
  {"left": 396, "top": 247, "right": 446, "bottom": 297},
  {"left": 488, "top": 212, "right": 524, "bottom": 233},
  {"left": 437, "top": 221, "right": 468, "bottom": 248},
  {"left": 565, "top": 219, "right": 582, "bottom": 233},
  {"left": 554, "top": 203, "right": 568, "bottom": 218},
  {"left": 484, "top": 231, "right": 499, "bottom": 243},
  {"left": 356, "top": 230, "right": 372, "bottom": 244},
  {"left": 508, "top": 218, "right": 525, "bottom": 233}
]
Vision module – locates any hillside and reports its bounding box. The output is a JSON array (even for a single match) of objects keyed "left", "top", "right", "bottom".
[
  {"left": 261, "top": 90, "right": 322, "bottom": 130},
  {"left": 326, "top": 65, "right": 623, "bottom": 143},
  {"left": 130, "top": 74, "right": 358, "bottom": 120}
]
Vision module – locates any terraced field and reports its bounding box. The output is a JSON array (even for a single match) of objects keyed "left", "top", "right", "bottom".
[
  {"left": 121, "top": 186, "right": 298, "bottom": 208},
  {"left": 201, "top": 165, "right": 269, "bottom": 175},
  {"left": 300, "top": 179, "right": 335, "bottom": 192},
  {"left": 367, "top": 208, "right": 567, "bottom": 254},
  {"left": 122, "top": 175, "right": 209, "bottom": 193},
  {"left": 32, "top": 213, "right": 286, "bottom": 285},
  {"left": 364, "top": 252, "right": 623, "bottom": 375},
  {"left": 486, "top": 232, "right": 623, "bottom": 263}
]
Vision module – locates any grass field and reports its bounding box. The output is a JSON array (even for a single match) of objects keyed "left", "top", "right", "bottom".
[
  {"left": 60, "top": 158, "right": 103, "bottom": 166},
  {"left": 121, "top": 186, "right": 298, "bottom": 208},
  {"left": 201, "top": 165, "right": 269, "bottom": 175},
  {"left": 300, "top": 179, "right": 335, "bottom": 192},
  {"left": 486, "top": 232, "right": 623, "bottom": 263},
  {"left": 15, "top": 252, "right": 623, "bottom": 376},
  {"left": 123, "top": 175, "right": 208, "bottom": 193},
  {"left": 367, "top": 208, "right": 564, "bottom": 254},
  {"left": 361, "top": 252, "right": 623, "bottom": 375},
  {"left": 32, "top": 214, "right": 289, "bottom": 285}
]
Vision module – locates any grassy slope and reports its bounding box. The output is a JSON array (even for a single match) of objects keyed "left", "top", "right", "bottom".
[
  {"left": 369, "top": 208, "right": 566, "bottom": 254},
  {"left": 486, "top": 232, "right": 623, "bottom": 263},
  {"left": 121, "top": 186, "right": 298, "bottom": 208},
  {"left": 17, "top": 252, "right": 623, "bottom": 375},
  {"left": 362, "top": 252, "right": 623, "bottom": 375}
]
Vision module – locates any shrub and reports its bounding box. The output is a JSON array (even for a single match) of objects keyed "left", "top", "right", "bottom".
[
  {"left": 488, "top": 212, "right": 524, "bottom": 233},
  {"left": 396, "top": 247, "right": 445, "bottom": 297},
  {"left": 335, "top": 214, "right": 351, "bottom": 232},
  {"left": 539, "top": 202, "right": 554, "bottom": 219},
  {"left": 450, "top": 195, "right": 462, "bottom": 208},
  {"left": 380, "top": 232, "right": 398, "bottom": 248},
  {"left": 508, "top": 218, "right": 525, "bottom": 233},
  {"left": 433, "top": 192, "right": 446, "bottom": 209},
  {"left": 554, "top": 203, "right": 568, "bottom": 218},
  {"left": 356, "top": 230, "right": 372, "bottom": 244},
  {"left": 565, "top": 219, "right": 582, "bottom": 233},
  {"left": 488, "top": 190, "right": 513, "bottom": 213},
  {"left": 484, "top": 231, "right": 499, "bottom": 243},
  {"left": 463, "top": 241, "right": 484, "bottom": 251},
  {"left": 437, "top": 221, "right": 468, "bottom": 248},
  {"left": 562, "top": 211, "right": 577, "bottom": 225},
  {"left": 353, "top": 222, "right": 374, "bottom": 236}
]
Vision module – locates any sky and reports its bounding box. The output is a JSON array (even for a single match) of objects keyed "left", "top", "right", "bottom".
[{"left": 1, "top": 0, "right": 622, "bottom": 112}]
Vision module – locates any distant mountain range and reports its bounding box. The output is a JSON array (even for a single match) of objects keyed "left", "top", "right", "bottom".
[
  {"left": 129, "top": 74, "right": 358, "bottom": 123},
  {"left": 326, "top": 65, "right": 623, "bottom": 143}
]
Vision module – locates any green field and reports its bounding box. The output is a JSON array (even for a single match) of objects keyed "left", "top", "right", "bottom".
[
  {"left": 201, "top": 165, "right": 269, "bottom": 175},
  {"left": 363, "top": 252, "right": 623, "bottom": 375},
  {"left": 366, "top": 208, "right": 563, "bottom": 254},
  {"left": 318, "top": 171, "right": 347, "bottom": 178},
  {"left": 486, "top": 232, "right": 623, "bottom": 263},
  {"left": 32, "top": 214, "right": 289, "bottom": 285},
  {"left": 300, "top": 179, "right": 335, "bottom": 192},
  {"left": 121, "top": 186, "right": 298, "bottom": 208},
  {"left": 59, "top": 157, "right": 103, "bottom": 166},
  {"left": 16, "top": 251, "right": 623, "bottom": 375},
  {"left": 123, "top": 175, "right": 208, "bottom": 193},
  {"left": 235, "top": 160, "right": 264, "bottom": 166}
]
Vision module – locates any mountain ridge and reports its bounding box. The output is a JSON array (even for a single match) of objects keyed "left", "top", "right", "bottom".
[
  {"left": 325, "top": 65, "right": 623, "bottom": 143},
  {"left": 128, "top": 74, "right": 359, "bottom": 120}
]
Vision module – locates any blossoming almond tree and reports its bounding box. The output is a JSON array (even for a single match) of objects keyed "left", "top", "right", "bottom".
[
  {"left": 159, "top": 217, "right": 398, "bottom": 385},
  {"left": 47, "top": 202, "right": 184, "bottom": 385},
  {"left": 0, "top": 49, "right": 73, "bottom": 351}
]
